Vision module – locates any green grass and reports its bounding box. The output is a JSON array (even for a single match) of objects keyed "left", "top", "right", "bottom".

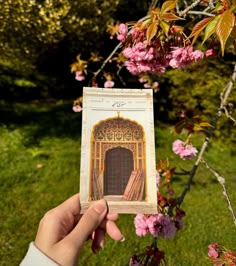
[{"left": 0, "top": 102, "right": 236, "bottom": 266}]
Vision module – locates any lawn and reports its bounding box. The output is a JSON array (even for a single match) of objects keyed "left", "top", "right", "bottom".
[{"left": 0, "top": 101, "right": 235, "bottom": 266}]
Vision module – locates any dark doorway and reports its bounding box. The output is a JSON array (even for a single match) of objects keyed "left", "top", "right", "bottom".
[{"left": 104, "top": 147, "right": 134, "bottom": 195}]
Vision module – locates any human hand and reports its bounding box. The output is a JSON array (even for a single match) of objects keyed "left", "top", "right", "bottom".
[{"left": 34, "top": 194, "right": 123, "bottom": 266}]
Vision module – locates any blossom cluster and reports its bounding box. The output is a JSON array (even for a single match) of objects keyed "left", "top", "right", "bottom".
[
  {"left": 172, "top": 139, "right": 198, "bottom": 160},
  {"left": 134, "top": 192, "right": 185, "bottom": 239},
  {"left": 134, "top": 213, "right": 177, "bottom": 238},
  {"left": 117, "top": 23, "right": 210, "bottom": 76},
  {"left": 208, "top": 243, "right": 236, "bottom": 266},
  {"left": 123, "top": 39, "right": 169, "bottom": 75}
]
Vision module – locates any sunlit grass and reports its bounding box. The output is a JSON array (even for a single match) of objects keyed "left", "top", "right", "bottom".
[{"left": 0, "top": 102, "right": 235, "bottom": 266}]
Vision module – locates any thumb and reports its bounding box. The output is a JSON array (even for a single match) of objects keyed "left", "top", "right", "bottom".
[{"left": 63, "top": 199, "right": 108, "bottom": 251}]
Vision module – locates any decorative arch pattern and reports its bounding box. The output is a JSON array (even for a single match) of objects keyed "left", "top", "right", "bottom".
[
  {"left": 90, "top": 116, "right": 146, "bottom": 199},
  {"left": 93, "top": 117, "right": 144, "bottom": 142}
]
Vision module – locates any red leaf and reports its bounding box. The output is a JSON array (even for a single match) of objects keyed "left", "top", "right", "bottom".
[
  {"left": 189, "top": 17, "right": 213, "bottom": 44},
  {"left": 161, "top": 13, "right": 184, "bottom": 21}
]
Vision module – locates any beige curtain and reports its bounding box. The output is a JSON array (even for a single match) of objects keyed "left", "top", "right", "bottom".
[
  {"left": 92, "top": 168, "right": 103, "bottom": 200},
  {"left": 123, "top": 169, "right": 144, "bottom": 201}
]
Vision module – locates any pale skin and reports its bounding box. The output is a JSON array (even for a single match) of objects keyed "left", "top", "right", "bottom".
[{"left": 34, "top": 193, "right": 124, "bottom": 266}]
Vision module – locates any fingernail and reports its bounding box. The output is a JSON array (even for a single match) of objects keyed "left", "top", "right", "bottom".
[
  {"left": 120, "top": 236, "right": 125, "bottom": 242},
  {"left": 94, "top": 199, "right": 107, "bottom": 214},
  {"left": 100, "top": 240, "right": 105, "bottom": 250},
  {"left": 92, "top": 246, "right": 101, "bottom": 254}
]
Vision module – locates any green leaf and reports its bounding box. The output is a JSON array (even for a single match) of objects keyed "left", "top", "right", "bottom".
[
  {"left": 189, "top": 17, "right": 213, "bottom": 44},
  {"left": 160, "top": 20, "right": 170, "bottom": 36},
  {"left": 161, "top": 0, "right": 176, "bottom": 14},
  {"left": 140, "top": 18, "right": 152, "bottom": 30},
  {"left": 193, "top": 124, "right": 204, "bottom": 132},
  {"left": 215, "top": 3, "right": 224, "bottom": 12},
  {"left": 215, "top": 9, "right": 235, "bottom": 56},
  {"left": 202, "top": 16, "right": 219, "bottom": 44},
  {"left": 146, "top": 21, "right": 158, "bottom": 42}
]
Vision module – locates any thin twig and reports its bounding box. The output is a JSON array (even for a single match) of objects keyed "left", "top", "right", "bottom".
[
  {"left": 89, "top": 9, "right": 151, "bottom": 84},
  {"left": 150, "top": 0, "right": 158, "bottom": 9},
  {"left": 91, "top": 42, "right": 122, "bottom": 82},
  {"left": 202, "top": 158, "right": 236, "bottom": 226},
  {"left": 177, "top": 63, "right": 236, "bottom": 206},
  {"left": 178, "top": 0, "right": 203, "bottom": 17},
  {"left": 223, "top": 105, "right": 236, "bottom": 124},
  {"left": 176, "top": 0, "right": 180, "bottom": 14},
  {"left": 220, "top": 64, "right": 236, "bottom": 109},
  {"left": 116, "top": 66, "right": 127, "bottom": 87},
  {"left": 188, "top": 11, "right": 215, "bottom": 17}
]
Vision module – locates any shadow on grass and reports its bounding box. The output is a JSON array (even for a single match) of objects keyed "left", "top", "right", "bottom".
[{"left": 0, "top": 100, "right": 82, "bottom": 143}]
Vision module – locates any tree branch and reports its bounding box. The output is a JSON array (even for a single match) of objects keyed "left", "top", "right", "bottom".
[
  {"left": 178, "top": 0, "right": 203, "bottom": 17},
  {"left": 177, "top": 63, "right": 236, "bottom": 206},
  {"left": 91, "top": 42, "right": 122, "bottom": 83},
  {"left": 201, "top": 158, "right": 236, "bottom": 226},
  {"left": 188, "top": 10, "right": 215, "bottom": 17},
  {"left": 220, "top": 64, "right": 236, "bottom": 110}
]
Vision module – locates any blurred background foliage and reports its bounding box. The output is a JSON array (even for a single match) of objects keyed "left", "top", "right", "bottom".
[
  {"left": 0, "top": 0, "right": 151, "bottom": 99},
  {"left": 0, "top": 0, "right": 235, "bottom": 141}
]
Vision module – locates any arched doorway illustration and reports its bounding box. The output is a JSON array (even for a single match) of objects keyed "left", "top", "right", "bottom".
[
  {"left": 90, "top": 116, "right": 146, "bottom": 200},
  {"left": 104, "top": 147, "right": 134, "bottom": 195}
]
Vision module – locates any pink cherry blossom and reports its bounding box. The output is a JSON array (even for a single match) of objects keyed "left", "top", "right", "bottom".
[
  {"left": 125, "top": 61, "right": 139, "bottom": 75},
  {"left": 117, "top": 23, "right": 128, "bottom": 43},
  {"left": 119, "top": 23, "right": 128, "bottom": 36},
  {"left": 144, "top": 83, "right": 151, "bottom": 88},
  {"left": 123, "top": 41, "right": 169, "bottom": 75},
  {"left": 172, "top": 139, "right": 185, "bottom": 154},
  {"left": 169, "top": 46, "right": 204, "bottom": 69},
  {"left": 172, "top": 139, "right": 198, "bottom": 160},
  {"left": 205, "top": 49, "right": 214, "bottom": 57},
  {"left": 146, "top": 214, "right": 162, "bottom": 237},
  {"left": 117, "top": 35, "right": 126, "bottom": 42},
  {"left": 72, "top": 105, "right": 82, "bottom": 112},
  {"left": 192, "top": 50, "right": 204, "bottom": 61},
  {"left": 75, "top": 71, "right": 85, "bottom": 81},
  {"left": 208, "top": 245, "right": 219, "bottom": 259},
  {"left": 152, "top": 81, "right": 159, "bottom": 89},
  {"left": 123, "top": 47, "right": 135, "bottom": 58},
  {"left": 104, "top": 80, "right": 115, "bottom": 88},
  {"left": 161, "top": 215, "right": 177, "bottom": 238},
  {"left": 179, "top": 144, "right": 198, "bottom": 160},
  {"left": 134, "top": 214, "right": 149, "bottom": 236},
  {"left": 146, "top": 214, "right": 177, "bottom": 239}
]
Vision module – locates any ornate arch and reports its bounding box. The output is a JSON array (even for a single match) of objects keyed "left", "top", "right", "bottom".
[
  {"left": 90, "top": 116, "right": 146, "bottom": 199},
  {"left": 93, "top": 117, "right": 144, "bottom": 142}
]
